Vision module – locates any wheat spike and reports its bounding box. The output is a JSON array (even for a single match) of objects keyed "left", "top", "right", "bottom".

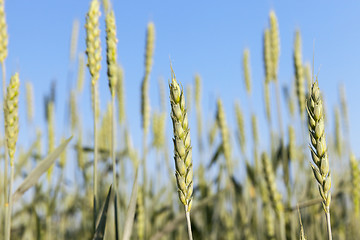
[
  {"left": 152, "top": 111, "right": 166, "bottom": 149},
  {"left": 186, "top": 84, "right": 192, "bottom": 113},
  {"left": 294, "top": 30, "right": 305, "bottom": 117},
  {"left": 269, "top": 10, "right": 280, "bottom": 81},
  {"left": 243, "top": 48, "right": 252, "bottom": 95},
  {"left": 334, "top": 106, "right": 342, "bottom": 156},
  {"left": 85, "top": 0, "right": 101, "bottom": 85},
  {"left": 261, "top": 152, "right": 283, "bottom": 216},
  {"left": 5, "top": 73, "right": 19, "bottom": 161},
  {"left": 25, "top": 81, "right": 34, "bottom": 124},
  {"left": 350, "top": 154, "right": 360, "bottom": 216},
  {"left": 46, "top": 101, "right": 55, "bottom": 180},
  {"left": 263, "top": 28, "right": 273, "bottom": 83},
  {"left": 251, "top": 114, "right": 258, "bottom": 145},
  {"left": 303, "top": 62, "right": 312, "bottom": 93},
  {"left": 0, "top": 0, "right": 8, "bottom": 63},
  {"left": 169, "top": 66, "right": 193, "bottom": 212},
  {"left": 288, "top": 125, "right": 295, "bottom": 160},
  {"left": 116, "top": 64, "right": 125, "bottom": 124},
  {"left": 235, "top": 101, "right": 246, "bottom": 155},
  {"left": 77, "top": 53, "right": 85, "bottom": 93},
  {"left": 70, "top": 90, "right": 78, "bottom": 134},
  {"left": 216, "top": 98, "right": 232, "bottom": 175},
  {"left": 194, "top": 74, "right": 202, "bottom": 149},
  {"left": 137, "top": 186, "right": 145, "bottom": 240},
  {"left": 141, "top": 22, "right": 155, "bottom": 133},
  {"left": 307, "top": 80, "right": 332, "bottom": 214},
  {"left": 77, "top": 128, "right": 84, "bottom": 170},
  {"left": 105, "top": 10, "right": 118, "bottom": 96},
  {"left": 69, "top": 19, "right": 80, "bottom": 62}
]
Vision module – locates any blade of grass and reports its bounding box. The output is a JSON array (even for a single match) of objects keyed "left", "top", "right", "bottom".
[
  {"left": 121, "top": 167, "right": 139, "bottom": 240},
  {"left": 93, "top": 185, "right": 113, "bottom": 240},
  {"left": 12, "top": 136, "right": 72, "bottom": 203}
]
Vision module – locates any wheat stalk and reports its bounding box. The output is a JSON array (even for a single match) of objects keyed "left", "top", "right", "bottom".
[
  {"left": 85, "top": 0, "right": 101, "bottom": 231},
  {"left": 264, "top": 81, "right": 271, "bottom": 123},
  {"left": 169, "top": 66, "right": 193, "bottom": 240},
  {"left": 105, "top": 8, "right": 120, "bottom": 238},
  {"left": 306, "top": 80, "right": 332, "bottom": 240}
]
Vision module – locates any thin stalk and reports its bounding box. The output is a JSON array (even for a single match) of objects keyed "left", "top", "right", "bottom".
[
  {"left": 325, "top": 209, "right": 332, "bottom": 240},
  {"left": 279, "top": 211, "right": 286, "bottom": 240},
  {"left": 185, "top": 208, "right": 193, "bottom": 240},
  {"left": 141, "top": 130, "right": 148, "bottom": 239},
  {"left": 93, "top": 84, "right": 98, "bottom": 233},
  {"left": 111, "top": 95, "right": 119, "bottom": 240},
  {"left": 2, "top": 61, "right": 7, "bottom": 236},
  {"left": 274, "top": 80, "right": 284, "bottom": 138},
  {"left": 5, "top": 160, "right": 14, "bottom": 240}
]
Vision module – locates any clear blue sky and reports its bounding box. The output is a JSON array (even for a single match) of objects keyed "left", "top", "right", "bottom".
[{"left": 5, "top": 1, "right": 360, "bottom": 178}]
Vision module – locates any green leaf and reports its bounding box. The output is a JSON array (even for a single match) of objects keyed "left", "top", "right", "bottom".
[
  {"left": 93, "top": 185, "right": 113, "bottom": 240},
  {"left": 122, "top": 167, "right": 139, "bottom": 240},
  {"left": 12, "top": 136, "right": 72, "bottom": 203}
]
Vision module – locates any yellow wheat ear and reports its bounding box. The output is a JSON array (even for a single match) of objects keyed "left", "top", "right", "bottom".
[
  {"left": 0, "top": 0, "right": 8, "bottom": 63},
  {"left": 5, "top": 73, "right": 19, "bottom": 162},
  {"left": 105, "top": 10, "right": 118, "bottom": 97}
]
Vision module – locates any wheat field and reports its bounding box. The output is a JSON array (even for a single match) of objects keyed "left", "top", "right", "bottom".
[{"left": 1, "top": 0, "right": 360, "bottom": 240}]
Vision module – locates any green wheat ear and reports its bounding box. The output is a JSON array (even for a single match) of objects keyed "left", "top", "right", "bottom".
[
  {"left": 169, "top": 66, "right": 193, "bottom": 212},
  {"left": 307, "top": 80, "right": 331, "bottom": 211}
]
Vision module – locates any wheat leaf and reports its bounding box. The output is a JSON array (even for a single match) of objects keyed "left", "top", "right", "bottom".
[{"left": 12, "top": 136, "right": 73, "bottom": 203}]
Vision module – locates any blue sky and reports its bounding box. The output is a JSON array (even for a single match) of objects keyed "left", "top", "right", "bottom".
[{"left": 4, "top": 1, "right": 360, "bottom": 179}]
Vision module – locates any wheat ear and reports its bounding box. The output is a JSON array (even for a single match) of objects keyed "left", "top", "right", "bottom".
[
  {"left": 235, "top": 101, "right": 246, "bottom": 155},
  {"left": 4, "top": 73, "right": 19, "bottom": 240},
  {"left": 243, "top": 48, "right": 251, "bottom": 95},
  {"left": 350, "top": 154, "right": 360, "bottom": 217},
  {"left": 306, "top": 80, "right": 332, "bottom": 240},
  {"left": 25, "top": 82, "right": 34, "bottom": 124},
  {"left": 294, "top": 30, "right": 305, "bottom": 118},
  {"left": 169, "top": 66, "right": 193, "bottom": 240},
  {"left": 261, "top": 152, "right": 285, "bottom": 240},
  {"left": 269, "top": 10, "right": 280, "bottom": 81}
]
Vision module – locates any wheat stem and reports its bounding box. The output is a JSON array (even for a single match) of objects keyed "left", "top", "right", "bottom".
[
  {"left": 93, "top": 84, "right": 98, "bottom": 231},
  {"left": 1, "top": 60, "right": 7, "bottom": 236},
  {"left": 185, "top": 207, "right": 193, "bottom": 240},
  {"left": 325, "top": 209, "right": 332, "bottom": 240}
]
